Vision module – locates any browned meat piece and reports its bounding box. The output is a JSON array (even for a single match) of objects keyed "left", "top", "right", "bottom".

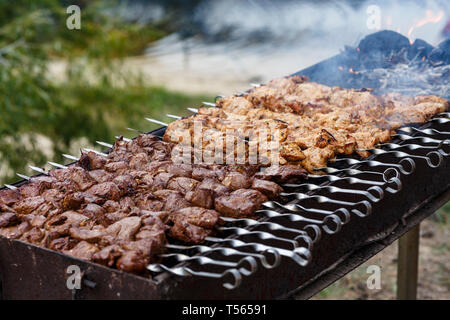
[
  {"left": 146, "top": 160, "right": 171, "bottom": 174},
  {"left": 29, "top": 214, "right": 47, "bottom": 228},
  {"left": 81, "top": 193, "right": 105, "bottom": 206},
  {"left": 197, "top": 178, "right": 230, "bottom": 197},
  {"left": 103, "top": 200, "right": 120, "bottom": 213},
  {"left": 78, "top": 152, "right": 108, "bottom": 171},
  {"left": 113, "top": 175, "right": 137, "bottom": 196},
  {"left": 32, "top": 202, "right": 55, "bottom": 217},
  {"left": 167, "top": 163, "right": 193, "bottom": 178},
  {"left": 168, "top": 218, "right": 212, "bottom": 244},
  {"left": 52, "top": 167, "right": 96, "bottom": 191},
  {"left": 185, "top": 188, "right": 214, "bottom": 209},
  {"left": 0, "top": 221, "right": 32, "bottom": 239},
  {"left": 135, "top": 225, "right": 167, "bottom": 252},
  {"left": 42, "top": 189, "right": 65, "bottom": 206},
  {"left": 167, "top": 207, "right": 219, "bottom": 244},
  {"left": 104, "top": 161, "right": 128, "bottom": 173},
  {"left": 104, "top": 211, "right": 128, "bottom": 225},
  {"left": 135, "top": 134, "right": 161, "bottom": 147},
  {"left": 0, "top": 189, "right": 20, "bottom": 207},
  {"left": 254, "top": 165, "right": 307, "bottom": 183},
  {"left": 214, "top": 189, "right": 267, "bottom": 218},
  {"left": 222, "top": 172, "right": 251, "bottom": 190},
  {"left": 88, "top": 170, "right": 114, "bottom": 183},
  {"left": 251, "top": 179, "right": 283, "bottom": 199},
  {"left": 106, "top": 216, "right": 142, "bottom": 241},
  {"left": 82, "top": 203, "right": 105, "bottom": 220},
  {"left": 0, "top": 212, "right": 19, "bottom": 228},
  {"left": 13, "top": 196, "right": 45, "bottom": 215},
  {"left": 192, "top": 167, "right": 225, "bottom": 181},
  {"left": 129, "top": 153, "right": 150, "bottom": 170},
  {"left": 280, "top": 143, "right": 306, "bottom": 162},
  {"left": 62, "top": 192, "right": 84, "bottom": 211},
  {"left": 49, "top": 237, "right": 73, "bottom": 251},
  {"left": 21, "top": 227, "right": 45, "bottom": 244},
  {"left": 151, "top": 172, "right": 174, "bottom": 190},
  {"left": 116, "top": 250, "right": 149, "bottom": 274},
  {"left": 63, "top": 241, "right": 99, "bottom": 260},
  {"left": 86, "top": 182, "right": 120, "bottom": 201},
  {"left": 135, "top": 194, "right": 164, "bottom": 212},
  {"left": 152, "top": 189, "right": 191, "bottom": 212},
  {"left": 19, "top": 181, "right": 49, "bottom": 198},
  {"left": 173, "top": 207, "right": 220, "bottom": 229},
  {"left": 69, "top": 227, "right": 103, "bottom": 243},
  {"left": 47, "top": 210, "right": 89, "bottom": 229},
  {"left": 31, "top": 176, "right": 57, "bottom": 185},
  {"left": 92, "top": 244, "right": 123, "bottom": 267},
  {"left": 167, "top": 177, "right": 199, "bottom": 194}
]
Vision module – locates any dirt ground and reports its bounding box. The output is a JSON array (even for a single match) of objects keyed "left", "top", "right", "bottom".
[{"left": 308, "top": 213, "right": 450, "bottom": 300}]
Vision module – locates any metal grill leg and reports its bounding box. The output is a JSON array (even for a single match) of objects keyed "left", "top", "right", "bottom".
[{"left": 397, "top": 223, "right": 420, "bottom": 300}]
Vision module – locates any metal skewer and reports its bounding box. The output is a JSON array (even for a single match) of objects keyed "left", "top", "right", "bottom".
[{"left": 145, "top": 118, "right": 168, "bottom": 127}]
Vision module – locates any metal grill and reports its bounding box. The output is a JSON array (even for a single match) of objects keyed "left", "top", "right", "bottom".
[
  {"left": 1, "top": 99, "right": 449, "bottom": 299},
  {"left": 1, "top": 30, "right": 449, "bottom": 299}
]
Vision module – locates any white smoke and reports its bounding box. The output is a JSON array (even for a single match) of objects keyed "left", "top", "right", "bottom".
[
  {"left": 139, "top": 0, "right": 450, "bottom": 94},
  {"left": 194, "top": 0, "right": 449, "bottom": 48}
]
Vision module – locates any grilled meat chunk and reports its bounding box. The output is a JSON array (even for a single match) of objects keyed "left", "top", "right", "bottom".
[
  {"left": 69, "top": 227, "right": 104, "bottom": 243},
  {"left": 254, "top": 165, "right": 307, "bottom": 183},
  {"left": 222, "top": 172, "right": 251, "bottom": 190},
  {"left": 167, "top": 177, "right": 199, "bottom": 194},
  {"left": 79, "top": 152, "right": 108, "bottom": 171},
  {"left": 185, "top": 188, "right": 214, "bottom": 209},
  {"left": 13, "top": 196, "right": 45, "bottom": 215},
  {"left": 86, "top": 182, "right": 120, "bottom": 201},
  {"left": 106, "top": 216, "right": 142, "bottom": 241},
  {"left": 251, "top": 179, "right": 283, "bottom": 199},
  {"left": 0, "top": 189, "right": 21, "bottom": 207},
  {"left": 169, "top": 218, "right": 212, "bottom": 244},
  {"left": 63, "top": 241, "right": 99, "bottom": 260},
  {"left": 92, "top": 244, "right": 123, "bottom": 267},
  {"left": 116, "top": 250, "right": 149, "bottom": 274},
  {"left": 62, "top": 192, "right": 85, "bottom": 211},
  {"left": 215, "top": 189, "right": 267, "bottom": 218},
  {"left": 0, "top": 212, "right": 19, "bottom": 228}
]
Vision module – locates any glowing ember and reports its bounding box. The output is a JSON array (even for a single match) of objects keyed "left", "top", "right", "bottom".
[{"left": 349, "top": 67, "right": 358, "bottom": 74}]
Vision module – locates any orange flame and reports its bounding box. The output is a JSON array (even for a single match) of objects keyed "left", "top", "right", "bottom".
[
  {"left": 408, "top": 10, "right": 444, "bottom": 44},
  {"left": 349, "top": 67, "right": 358, "bottom": 74},
  {"left": 386, "top": 16, "right": 392, "bottom": 27}
]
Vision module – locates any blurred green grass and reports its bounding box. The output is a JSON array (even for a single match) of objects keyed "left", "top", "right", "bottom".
[{"left": 434, "top": 202, "right": 450, "bottom": 225}]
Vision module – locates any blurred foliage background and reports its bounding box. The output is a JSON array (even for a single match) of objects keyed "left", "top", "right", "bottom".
[{"left": 0, "top": 0, "right": 210, "bottom": 184}]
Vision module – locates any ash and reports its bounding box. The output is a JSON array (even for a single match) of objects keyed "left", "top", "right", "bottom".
[{"left": 359, "top": 62, "right": 450, "bottom": 99}]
